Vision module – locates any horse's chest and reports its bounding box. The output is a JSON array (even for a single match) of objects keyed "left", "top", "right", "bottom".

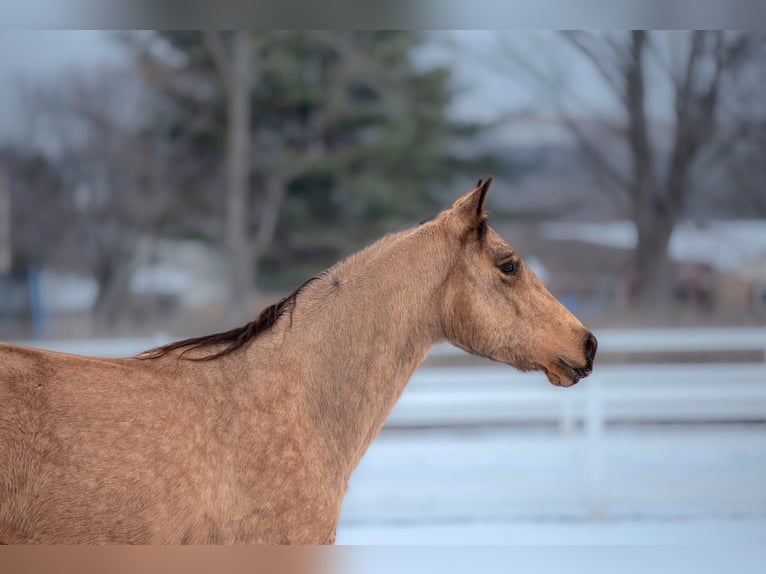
[{"left": 190, "top": 447, "right": 344, "bottom": 544}]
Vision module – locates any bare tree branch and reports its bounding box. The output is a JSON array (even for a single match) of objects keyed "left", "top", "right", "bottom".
[
  {"left": 645, "top": 33, "right": 676, "bottom": 85},
  {"left": 664, "top": 32, "right": 747, "bottom": 225},
  {"left": 312, "top": 31, "right": 406, "bottom": 120},
  {"left": 562, "top": 31, "right": 627, "bottom": 104},
  {"left": 560, "top": 113, "right": 633, "bottom": 200},
  {"left": 203, "top": 31, "right": 231, "bottom": 91},
  {"left": 675, "top": 30, "right": 704, "bottom": 115},
  {"left": 492, "top": 32, "right": 634, "bottom": 207},
  {"left": 491, "top": 30, "right": 763, "bottom": 305},
  {"left": 603, "top": 32, "right": 630, "bottom": 65}
]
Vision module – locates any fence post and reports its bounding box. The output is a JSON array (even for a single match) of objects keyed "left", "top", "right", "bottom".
[{"left": 585, "top": 374, "right": 605, "bottom": 519}]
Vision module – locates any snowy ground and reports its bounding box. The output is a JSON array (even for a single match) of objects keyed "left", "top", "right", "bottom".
[
  {"left": 336, "top": 424, "right": 766, "bottom": 544},
  {"left": 338, "top": 517, "right": 766, "bottom": 545}
]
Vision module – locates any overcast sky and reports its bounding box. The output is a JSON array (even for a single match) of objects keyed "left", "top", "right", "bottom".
[
  {"left": 0, "top": 30, "right": 629, "bottom": 145},
  {"left": 0, "top": 31, "right": 127, "bottom": 142}
]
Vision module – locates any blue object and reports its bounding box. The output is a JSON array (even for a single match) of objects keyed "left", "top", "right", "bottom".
[{"left": 27, "top": 265, "right": 43, "bottom": 338}]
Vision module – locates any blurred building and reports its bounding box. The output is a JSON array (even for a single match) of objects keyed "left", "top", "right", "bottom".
[{"left": 501, "top": 219, "right": 766, "bottom": 320}]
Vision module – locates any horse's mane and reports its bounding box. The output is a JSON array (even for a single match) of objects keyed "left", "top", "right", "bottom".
[{"left": 139, "top": 276, "right": 320, "bottom": 361}]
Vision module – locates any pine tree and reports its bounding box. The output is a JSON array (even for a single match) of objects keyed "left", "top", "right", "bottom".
[{"left": 137, "top": 31, "right": 508, "bottom": 294}]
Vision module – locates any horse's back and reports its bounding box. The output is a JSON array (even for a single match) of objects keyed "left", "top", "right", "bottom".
[
  {"left": 0, "top": 342, "right": 338, "bottom": 544},
  {"left": 0, "top": 343, "right": 93, "bottom": 457},
  {"left": 0, "top": 342, "right": 142, "bottom": 431},
  {"left": 0, "top": 343, "right": 173, "bottom": 543},
  {"left": 0, "top": 344, "right": 77, "bottom": 542}
]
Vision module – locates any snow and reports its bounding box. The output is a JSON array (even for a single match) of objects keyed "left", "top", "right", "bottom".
[
  {"left": 340, "top": 547, "right": 766, "bottom": 574},
  {"left": 38, "top": 271, "right": 99, "bottom": 313},
  {"left": 336, "top": 424, "right": 766, "bottom": 545},
  {"left": 338, "top": 517, "right": 766, "bottom": 545},
  {"left": 538, "top": 220, "right": 766, "bottom": 272},
  {"left": 540, "top": 221, "right": 638, "bottom": 250}
]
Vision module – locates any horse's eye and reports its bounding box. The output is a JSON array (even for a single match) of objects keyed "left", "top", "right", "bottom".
[{"left": 498, "top": 261, "right": 518, "bottom": 275}]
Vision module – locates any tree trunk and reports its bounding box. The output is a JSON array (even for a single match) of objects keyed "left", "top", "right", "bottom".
[
  {"left": 547, "top": 32, "right": 748, "bottom": 311},
  {"left": 624, "top": 31, "right": 673, "bottom": 309},
  {"left": 631, "top": 218, "right": 673, "bottom": 309},
  {"left": 92, "top": 256, "right": 134, "bottom": 328},
  {"left": 224, "top": 31, "right": 255, "bottom": 324},
  {"left": 250, "top": 175, "right": 287, "bottom": 293}
]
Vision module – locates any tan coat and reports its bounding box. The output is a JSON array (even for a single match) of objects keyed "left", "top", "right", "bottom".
[{"left": 0, "top": 179, "right": 595, "bottom": 544}]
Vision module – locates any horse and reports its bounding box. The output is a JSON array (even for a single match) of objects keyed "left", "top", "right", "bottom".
[{"left": 0, "top": 177, "right": 596, "bottom": 544}]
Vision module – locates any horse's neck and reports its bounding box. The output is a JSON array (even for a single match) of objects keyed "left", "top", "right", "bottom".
[{"left": 284, "top": 230, "right": 450, "bottom": 478}]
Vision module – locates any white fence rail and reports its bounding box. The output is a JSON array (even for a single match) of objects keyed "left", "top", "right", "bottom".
[
  {"left": 390, "top": 363, "right": 766, "bottom": 427},
  {"left": 420, "top": 327, "right": 766, "bottom": 519}
]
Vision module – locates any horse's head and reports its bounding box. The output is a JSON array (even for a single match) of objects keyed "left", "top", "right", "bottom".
[{"left": 436, "top": 177, "right": 597, "bottom": 387}]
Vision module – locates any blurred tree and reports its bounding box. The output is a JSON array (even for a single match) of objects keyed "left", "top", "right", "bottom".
[
  {"left": 61, "top": 74, "right": 169, "bottom": 324},
  {"left": 4, "top": 70, "right": 171, "bottom": 326},
  {"left": 495, "top": 31, "right": 761, "bottom": 308},
  {"left": 0, "top": 169, "right": 9, "bottom": 274},
  {"left": 0, "top": 147, "right": 72, "bottom": 331},
  {"left": 0, "top": 147, "right": 72, "bottom": 276},
  {"left": 135, "top": 31, "right": 505, "bottom": 312},
  {"left": 713, "top": 38, "right": 766, "bottom": 217}
]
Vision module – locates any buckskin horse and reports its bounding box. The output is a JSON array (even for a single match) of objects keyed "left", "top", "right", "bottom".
[{"left": 0, "top": 178, "right": 596, "bottom": 544}]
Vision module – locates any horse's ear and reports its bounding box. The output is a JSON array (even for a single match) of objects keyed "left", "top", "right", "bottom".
[{"left": 451, "top": 177, "right": 493, "bottom": 223}]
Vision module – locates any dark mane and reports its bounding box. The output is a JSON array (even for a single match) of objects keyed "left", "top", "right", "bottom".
[{"left": 139, "top": 276, "right": 320, "bottom": 361}]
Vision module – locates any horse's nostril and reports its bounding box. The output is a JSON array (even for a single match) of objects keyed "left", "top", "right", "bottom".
[{"left": 584, "top": 333, "right": 598, "bottom": 363}]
